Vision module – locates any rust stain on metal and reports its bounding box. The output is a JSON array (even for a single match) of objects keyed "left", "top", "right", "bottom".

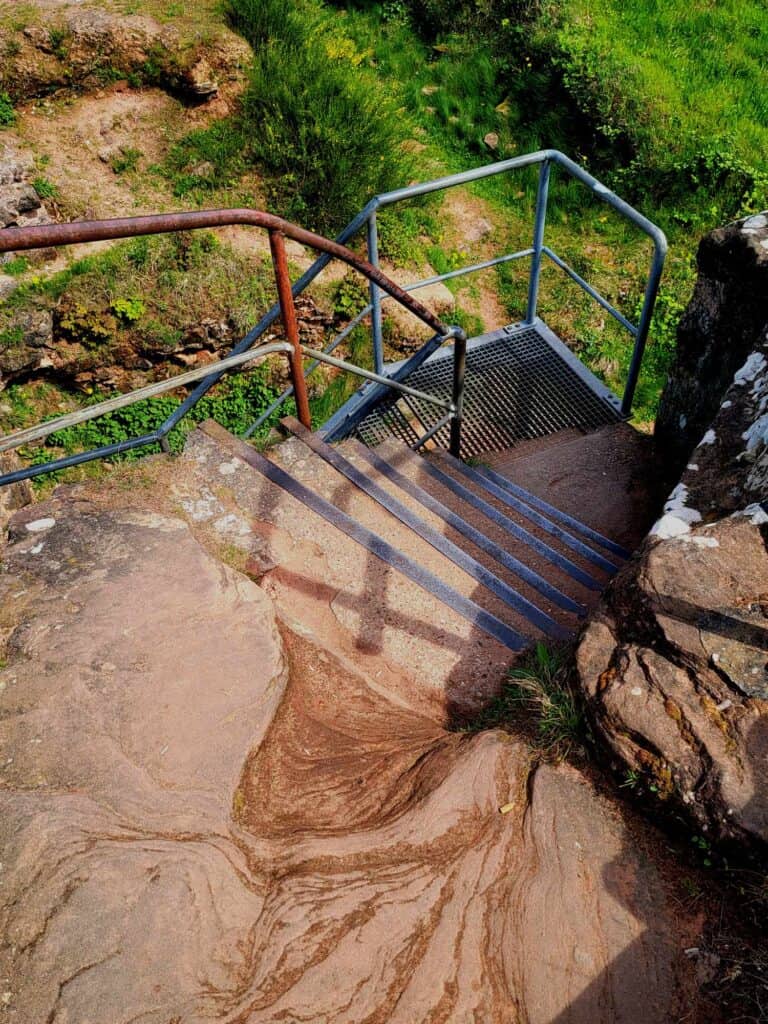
[
  {"left": 269, "top": 228, "right": 312, "bottom": 430},
  {"left": 0, "top": 209, "right": 448, "bottom": 336}
]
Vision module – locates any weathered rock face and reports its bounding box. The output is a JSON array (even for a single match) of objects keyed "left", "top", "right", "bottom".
[
  {"left": 577, "top": 218, "right": 768, "bottom": 856},
  {"left": 0, "top": 495, "right": 703, "bottom": 1022},
  {"left": 578, "top": 511, "right": 768, "bottom": 851},
  {"left": 0, "top": 8, "right": 250, "bottom": 104},
  {"left": 656, "top": 211, "right": 768, "bottom": 474},
  {"left": 0, "top": 140, "right": 53, "bottom": 238},
  {"left": 0, "top": 453, "right": 31, "bottom": 532}
]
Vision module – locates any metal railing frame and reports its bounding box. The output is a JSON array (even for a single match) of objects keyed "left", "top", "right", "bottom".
[
  {"left": 0, "top": 150, "right": 666, "bottom": 487},
  {"left": 0, "top": 209, "right": 466, "bottom": 487},
  {"left": 248, "top": 148, "right": 666, "bottom": 435}
]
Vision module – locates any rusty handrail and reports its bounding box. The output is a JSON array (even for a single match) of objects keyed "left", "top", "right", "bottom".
[
  {"left": 0, "top": 207, "right": 466, "bottom": 485},
  {"left": 0, "top": 209, "right": 449, "bottom": 334}
]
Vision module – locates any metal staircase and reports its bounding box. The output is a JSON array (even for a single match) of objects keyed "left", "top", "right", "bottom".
[
  {"left": 321, "top": 320, "right": 624, "bottom": 457},
  {"left": 200, "top": 416, "right": 627, "bottom": 652},
  {"left": 0, "top": 150, "right": 665, "bottom": 653}
]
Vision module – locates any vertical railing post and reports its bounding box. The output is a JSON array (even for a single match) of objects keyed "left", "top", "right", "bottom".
[
  {"left": 366, "top": 212, "right": 384, "bottom": 374},
  {"left": 268, "top": 228, "right": 312, "bottom": 429},
  {"left": 449, "top": 329, "right": 467, "bottom": 458},
  {"left": 525, "top": 157, "right": 551, "bottom": 325},
  {"left": 620, "top": 242, "right": 666, "bottom": 417}
]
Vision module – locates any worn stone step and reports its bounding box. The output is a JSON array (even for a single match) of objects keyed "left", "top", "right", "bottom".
[
  {"left": 270, "top": 430, "right": 553, "bottom": 648},
  {"left": 352, "top": 436, "right": 600, "bottom": 619},
  {"left": 182, "top": 422, "right": 517, "bottom": 717}
]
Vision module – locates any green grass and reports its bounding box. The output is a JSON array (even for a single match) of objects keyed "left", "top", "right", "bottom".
[
  {"left": 534, "top": 0, "right": 768, "bottom": 223},
  {"left": 553, "top": 0, "right": 768, "bottom": 167},
  {"left": 1, "top": 371, "right": 290, "bottom": 490},
  {"left": 461, "top": 642, "right": 584, "bottom": 759},
  {"left": 166, "top": 0, "right": 415, "bottom": 233}
]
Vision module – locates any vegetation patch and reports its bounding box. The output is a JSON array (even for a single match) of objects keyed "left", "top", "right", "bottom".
[
  {"left": 461, "top": 642, "right": 584, "bottom": 760},
  {"left": 167, "top": 0, "right": 414, "bottom": 232}
]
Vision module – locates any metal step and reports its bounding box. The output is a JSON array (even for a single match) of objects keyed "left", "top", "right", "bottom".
[
  {"left": 341, "top": 437, "right": 585, "bottom": 617},
  {"left": 468, "top": 460, "right": 631, "bottom": 559},
  {"left": 281, "top": 417, "right": 570, "bottom": 640},
  {"left": 408, "top": 456, "right": 602, "bottom": 591},
  {"left": 434, "top": 452, "right": 624, "bottom": 572},
  {"left": 326, "top": 319, "right": 623, "bottom": 458}
]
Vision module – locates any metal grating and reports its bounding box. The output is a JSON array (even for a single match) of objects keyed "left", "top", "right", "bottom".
[{"left": 353, "top": 321, "right": 622, "bottom": 458}]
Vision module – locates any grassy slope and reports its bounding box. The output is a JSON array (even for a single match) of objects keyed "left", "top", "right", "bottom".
[
  {"left": 2, "top": 0, "right": 763, "bottom": 482},
  {"left": 336, "top": 6, "right": 695, "bottom": 424},
  {"left": 555, "top": 0, "right": 768, "bottom": 164}
]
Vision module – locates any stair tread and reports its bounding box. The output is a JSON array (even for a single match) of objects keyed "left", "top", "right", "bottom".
[
  {"left": 425, "top": 451, "right": 615, "bottom": 586},
  {"left": 273, "top": 432, "right": 554, "bottom": 644},
  {"left": 188, "top": 423, "right": 517, "bottom": 712},
  {"left": 339, "top": 437, "right": 585, "bottom": 620},
  {"left": 479, "top": 421, "right": 662, "bottom": 551},
  {"left": 365, "top": 437, "right": 603, "bottom": 617}
]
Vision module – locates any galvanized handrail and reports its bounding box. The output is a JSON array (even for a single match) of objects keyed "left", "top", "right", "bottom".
[
  {"left": 0, "top": 342, "right": 293, "bottom": 458},
  {"left": 251, "top": 149, "right": 667, "bottom": 428},
  {"left": 0, "top": 209, "right": 467, "bottom": 486}
]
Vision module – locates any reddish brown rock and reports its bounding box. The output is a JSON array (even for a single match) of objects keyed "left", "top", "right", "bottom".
[
  {"left": 0, "top": 494, "right": 703, "bottom": 1022},
  {"left": 578, "top": 513, "right": 768, "bottom": 851}
]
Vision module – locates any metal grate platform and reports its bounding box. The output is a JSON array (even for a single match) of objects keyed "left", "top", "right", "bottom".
[{"left": 351, "top": 320, "right": 623, "bottom": 458}]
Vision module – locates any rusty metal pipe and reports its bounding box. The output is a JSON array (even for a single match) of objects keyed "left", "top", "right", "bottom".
[
  {"left": 0, "top": 209, "right": 449, "bottom": 336},
  {"left": 269, "top": 229, "right": 312, "bottom": 429}
]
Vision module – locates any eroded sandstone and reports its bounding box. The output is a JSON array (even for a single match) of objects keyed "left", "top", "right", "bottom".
[
  {"left": 0, "top": 494, "right": 703, "bottom": 1022},
  {"left": 577, "top": 217, "right": 768, "bottom": 856}
]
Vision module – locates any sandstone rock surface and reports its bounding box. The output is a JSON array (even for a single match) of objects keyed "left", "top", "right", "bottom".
[
  {"left": 0, "top": 490, "right": 703, "bottom": 1022},
  {"left": 578, "top": 218, "right": 768, "bottom": 855},
  {"left": 0, "top": 6, "right": 250, "bottom": 104}
]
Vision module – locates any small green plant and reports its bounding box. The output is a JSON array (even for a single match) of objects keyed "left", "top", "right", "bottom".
[
  {"left": 111, "top": 148, "right": 142, "bottom": 175},
  {"left": 0, "top": 324, "right": 25, "bottom": 348},
  {"left": 691, "top": 834, "right": 713, "bottom": 869},
  {"left": 333, "top": 273, "right": 368, "bottom": 318},
  {"left": 0, "top": 93, "right": 16, "bottom": 128},
  {"left": 48, "top": 26, "right": 69, "bottom": 60},
  {"left": 33, "top": 177, "right": 60, "bottom": 200},
  {"left": 461, "top": 642, "right": 583, "bottom": 758},
  {"left": 2, "top": 256, "right": 29, "bottom": 277},
  {"left": 111, "top": 297, "right": 146, "bottom": 322},
  {"left": 620, "top": 768, "right": 641, "bottom": 789}
]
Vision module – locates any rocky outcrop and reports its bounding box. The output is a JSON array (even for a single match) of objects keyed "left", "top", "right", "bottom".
[
  {"left": 656, "top": 212, "right": 768, "bottom": 474},
  {"left": 0, "top": 7, "right": 250, "bottom": 104},
  {"left": 0, "top": 140, "right": 53, "bottom": 242},
  {"left": 577, "top": 217, "right": 768, "bottom": 856},
  {"left": 0, "top": 494, "right": 704, "bottom": 1022},
  {"left": 0, "top": 293, "right": 333, "bottom": 393},
  {"left": 0, "top": 453, "right": 31, "bottom": 531}
]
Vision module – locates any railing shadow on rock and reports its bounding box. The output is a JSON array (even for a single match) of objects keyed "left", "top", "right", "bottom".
[{"left": 0, "top": 209, "right": 467, "bottom": 488}]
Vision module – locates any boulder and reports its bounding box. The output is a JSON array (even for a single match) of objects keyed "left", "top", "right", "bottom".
[
  {"left": 656, "top": 211, "right": 768, "bottom": 474},
  {"left": 0, "top": 492, "right": 703, "bottom": 1022},
  {"left": 0, "top": 9, "right": 249, "bottom": 104},
  {"left": 0, "top": 141, "right": 54, "bottom": 261},
  {"left": 577, "top": 270, "right": 768, "bottom": 855},
  {"left": 0, "top": 308, "right": 54, "bottom": 385}
]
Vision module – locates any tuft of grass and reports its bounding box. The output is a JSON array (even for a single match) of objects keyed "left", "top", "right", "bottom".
[
  {"left": 166, "top": 0, "right": 414, "bottom": 233},
  {"left": 111, "top": 148, "right": 142, "bottom": 175},
  {"left": 2, "top": 256, "right": 29, "bottom": 277},
  {"left": 461, "top": 642, "right": 584, "bottom": 759},
  {"left": 32, "top": 177, "right": 60, "bottom": 200}
]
